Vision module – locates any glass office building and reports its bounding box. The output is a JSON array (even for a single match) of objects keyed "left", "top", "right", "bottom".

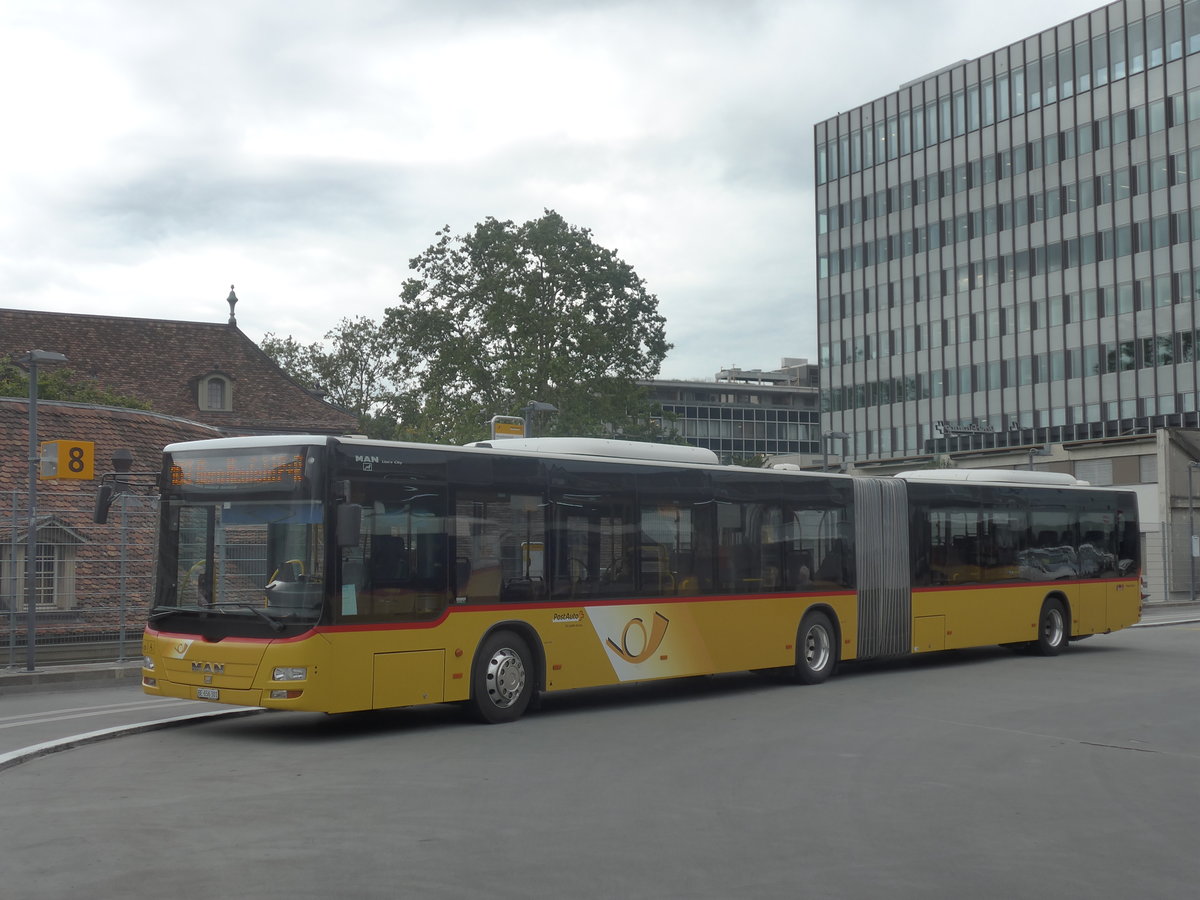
[
  {"left": 644, "top": 361, "right": 822, "bottom": 460},
  {"left": 816, "top": 0, "right": 1200, "bottom": 460}
]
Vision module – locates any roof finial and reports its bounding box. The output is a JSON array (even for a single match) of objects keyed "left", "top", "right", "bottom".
[{"left": 226, "top": 284, "right": 238, "bottom": 325}]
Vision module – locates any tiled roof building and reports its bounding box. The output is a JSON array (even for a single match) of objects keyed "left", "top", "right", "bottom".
[
  {"left": 1, "top": 303, "right": 355, "bottom": 662},
  {"left": 0, "top": 398, "right": 222, "bottom": 493},
  {"left": 0, "top": 400, "right": 223, "bottom": 658},
  {"left": 0, "top": 307, "right": 356, "bottom": 435}
]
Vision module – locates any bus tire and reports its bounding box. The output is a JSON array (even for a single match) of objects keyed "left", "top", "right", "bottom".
[
  {"left": 469, "top": 630, "right": 535, "bottom": 724},
  {"left": 1033, "top": 598, "right": 1068, "bottom": 656},
  {"left": 794, "top": 610, "right": 837, "bottom": 685}
]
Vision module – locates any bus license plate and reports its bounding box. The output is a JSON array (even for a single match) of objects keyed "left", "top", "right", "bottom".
[{"left": 196, "top": 687, "right": 219, "bottom": 701}]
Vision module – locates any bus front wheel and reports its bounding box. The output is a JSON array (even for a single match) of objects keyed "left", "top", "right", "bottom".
[
  {"left": 469, "top": 630, "right": 535, "bottom": 724},
  {"left": 1033, "top": 598, "right": 1068, "bottom": 656},
  {"left": 795, "top": 611, "right": 837, "bottom": 685}
]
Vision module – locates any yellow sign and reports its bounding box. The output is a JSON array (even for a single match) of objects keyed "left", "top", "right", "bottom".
[
  {"left": 490, "top": 416, "right": 525, "bottom": 439},
  {"left": 39, "top": 440, "right": 95, "bottom": 480}
]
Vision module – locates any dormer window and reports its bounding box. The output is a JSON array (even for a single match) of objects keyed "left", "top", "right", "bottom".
[
  {"left": 206, "top": 378, "right": 225, "bottom": 409},
  {"left": 199, "top": 374, "right": 233, "bottom": 411}
]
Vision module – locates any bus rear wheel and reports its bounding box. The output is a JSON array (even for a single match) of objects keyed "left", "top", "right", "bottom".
[
  {"left": 469, "top": 630, "right": 535, "bottom": 724},
  {"left": 1033, "top": 598, "right": 1068, "bottom": 656},
  {"left": 794, "top": 610, "right": 837, "bottom": 684}
]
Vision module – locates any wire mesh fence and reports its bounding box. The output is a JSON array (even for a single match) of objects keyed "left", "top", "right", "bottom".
[
  {"left": 2, "top": 489, "right": 156, "bottom": 668},
  {"left": 1159, "top": 519, "right": 1200, "bottom": 603}
]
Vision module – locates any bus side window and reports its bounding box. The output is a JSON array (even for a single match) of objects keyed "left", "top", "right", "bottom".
[
  {"left": 813, "top": 538, "right": 847, "bottom": 585},
  {"left": 346, "top": 487, "right": 450, "bottom": 622},
  {"left": 981, "top": 486, "right": 1027, "bottom": 582},
  {"left": 757, "top": 505, "right": 790, "bottom": 592},
  {"left": 787, "top": 507, "right": 839, "bottom": 589},
  {"left": 455, "top": 490, "right": 545, "bottom": 603},
  {"left": 787, "top": 549, "right": 814, "bottom": 589},
  {"left": 809, "top": 513, "right": 853, "bottom": 588},
  {"left": 369, "top": 535, "right": 408, "bottom": 584},
  {"left": 545, "top": 471, "right": 638, "bottom": 601},
  {"left": 909, "top": 502, "right": 932, "bottom": 586},
  {"left": 1115, "top": 497, "right": 1140, "bottom": 574},
  {"left": 1076, "top": 488, "right": 1123, "bottom": 579},
  {"left": 638, "top": 501, "right": 696, "bottom": 596}
]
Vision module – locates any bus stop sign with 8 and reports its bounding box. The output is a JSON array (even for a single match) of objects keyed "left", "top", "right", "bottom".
[{"left": 39, "top": 440, "right": 95, "bottom": 480}]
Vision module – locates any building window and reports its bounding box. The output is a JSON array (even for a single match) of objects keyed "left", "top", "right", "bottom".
[
  {"left": 208, "top": 379, "right": 226, "bottom": 408},
  {"left": 0, "top": 522, "right": 80, "bottom": 611},
  {"left": 1075, "top": 459, "right": 1113, "bottom": 486},
  {"left": 198, "top": 374, "right": 233, "bottom": 412}
]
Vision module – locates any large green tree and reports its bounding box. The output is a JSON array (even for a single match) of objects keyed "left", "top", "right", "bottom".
[
  {"left": 385, "top": 209, "right": 672, "bottom": 444},
  {"left": 261, "top": 316, "right": 414, "bottom": 439}
]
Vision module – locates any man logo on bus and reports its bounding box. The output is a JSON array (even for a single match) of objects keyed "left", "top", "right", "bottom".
[{"left": 607, "top": 612, "right": 670, "bottom": 664}]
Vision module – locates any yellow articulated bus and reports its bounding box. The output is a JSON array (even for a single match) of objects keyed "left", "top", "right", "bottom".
[{"left": 140, "top": 435, "right": 1141, "bottom": 723}]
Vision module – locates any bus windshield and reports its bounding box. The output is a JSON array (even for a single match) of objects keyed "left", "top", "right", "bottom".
[
  {"left": 152, "top": 445, "right": 327, "bottom": 638},
  {"left": 153, "top": 499, "right": 326, "bottom": 636}
]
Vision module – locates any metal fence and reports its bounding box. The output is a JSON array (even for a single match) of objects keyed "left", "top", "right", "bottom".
[
  {"left": 1160, "top": 519, "right": 1200, "bottom": 603},
  {"left": 2, "top": 489, "right": 157, "bottom": 668}
]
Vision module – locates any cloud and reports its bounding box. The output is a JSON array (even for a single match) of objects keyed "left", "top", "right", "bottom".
[{"left": 0, "top": 0, "right": 1103, "bottom": 379}]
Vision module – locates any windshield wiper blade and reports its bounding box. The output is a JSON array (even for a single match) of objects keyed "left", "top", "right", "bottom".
[
  {"left": 148, "top": 605, "right": 199, "bottom": 622},
  {"left": 207, "top": 602, "right": 287, "bottom": 633},
  {"left": 148, "top": 602, "right": 286, "bottom": 632}
]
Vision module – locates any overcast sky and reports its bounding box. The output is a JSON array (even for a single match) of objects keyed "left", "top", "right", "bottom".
[{"left": 2, "top": 0, "right": 1101, "bottom": 380}]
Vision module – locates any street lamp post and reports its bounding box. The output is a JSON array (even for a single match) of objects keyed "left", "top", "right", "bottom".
[
  {"left": 20, "top": 349, "right": 68, "bottom": 672},
  {"left": 1028, "top": 445, "right": 1052, "bottom": 470},
  {"left": 822, "top": 431, "right": 849, "bottom": 472},
  {"left": 1189, "top": 462, "right": 1200, "bottom": 603},
  {"left": 112, "top": 449, "right": 134, "bottom": 662}
]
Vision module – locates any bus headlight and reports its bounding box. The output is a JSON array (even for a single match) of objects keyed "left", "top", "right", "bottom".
[
  {"left": 273, "top": 666, "right": 307, "bottom": 682},
  {"left": 142, "top": 656, "right": 156, "bottom": 671}
]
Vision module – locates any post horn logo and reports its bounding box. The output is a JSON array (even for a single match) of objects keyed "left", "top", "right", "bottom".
[{"left": 606, "top": 612, "right": 670, "bottom": 663}]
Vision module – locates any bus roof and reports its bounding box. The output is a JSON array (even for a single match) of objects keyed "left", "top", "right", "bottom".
[
  {"left": 463, "top": 437, "right": 720, "bottom": 464},
  {"left": 162, "top": 434, "right": 333, "bottom": 454},
  {"left": 163, "top": 434, "right": 723, "bottom": 467},
  {"left": 895, "top": 468, "right": 1085, "bottom": 486}
]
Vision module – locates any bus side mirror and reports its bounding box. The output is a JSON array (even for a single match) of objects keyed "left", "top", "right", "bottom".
[
  {"left": 337, "top": 503, "right": 362, "bottom": 548},
  {"left": 93, "top": 483, "right": 116, "bottom": 524}
]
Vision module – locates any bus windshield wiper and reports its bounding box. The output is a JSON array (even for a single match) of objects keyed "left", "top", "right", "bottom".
[
  {"left": 149, "top": 602, "right": 285, "bottom": 632},
  {"left": 206, "top": 602, "right": 287, "bottom": 633},
  {"left": 148, "top": 605, "right": 200, "bottom": 622}
]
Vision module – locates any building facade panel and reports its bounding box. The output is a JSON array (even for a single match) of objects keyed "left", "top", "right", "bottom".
[
  {"left": 817, "top": 0, "right": 1200, "bottom": 460},
  {"left": 642, "top": 361, "right": 821, "bottom": 462}
]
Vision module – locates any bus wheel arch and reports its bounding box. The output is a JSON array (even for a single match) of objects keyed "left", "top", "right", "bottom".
[
  {"left": 467, "top": 623, "right": 543, "bottom": 724},
  {"left": 793, "top": 606, "right": 840, "bottom": 685},
  {"left": 1033, "top": 593, "right": 1070, "bottom": 656}
]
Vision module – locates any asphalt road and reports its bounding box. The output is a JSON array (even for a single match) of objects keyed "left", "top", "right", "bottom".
[
  {"left": 1, "top": 623, "right": 1197, "bottom": 899},
  {"left": 0, "top": 685, "right": 262, "bottom": 772}
]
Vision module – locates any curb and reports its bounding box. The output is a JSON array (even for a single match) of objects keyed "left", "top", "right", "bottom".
[
  {"left": 1134, "top": 602, "right": 1200, "bottom": 628},
  {"left": 1134, "top": 615, "right": 1200, "bottom": 627},
  {"left": 0, "top": 706, "right": 268, "bottom": 774},
  {"left": 0, "top": 663, "right": 142, "bottom": 696}
]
